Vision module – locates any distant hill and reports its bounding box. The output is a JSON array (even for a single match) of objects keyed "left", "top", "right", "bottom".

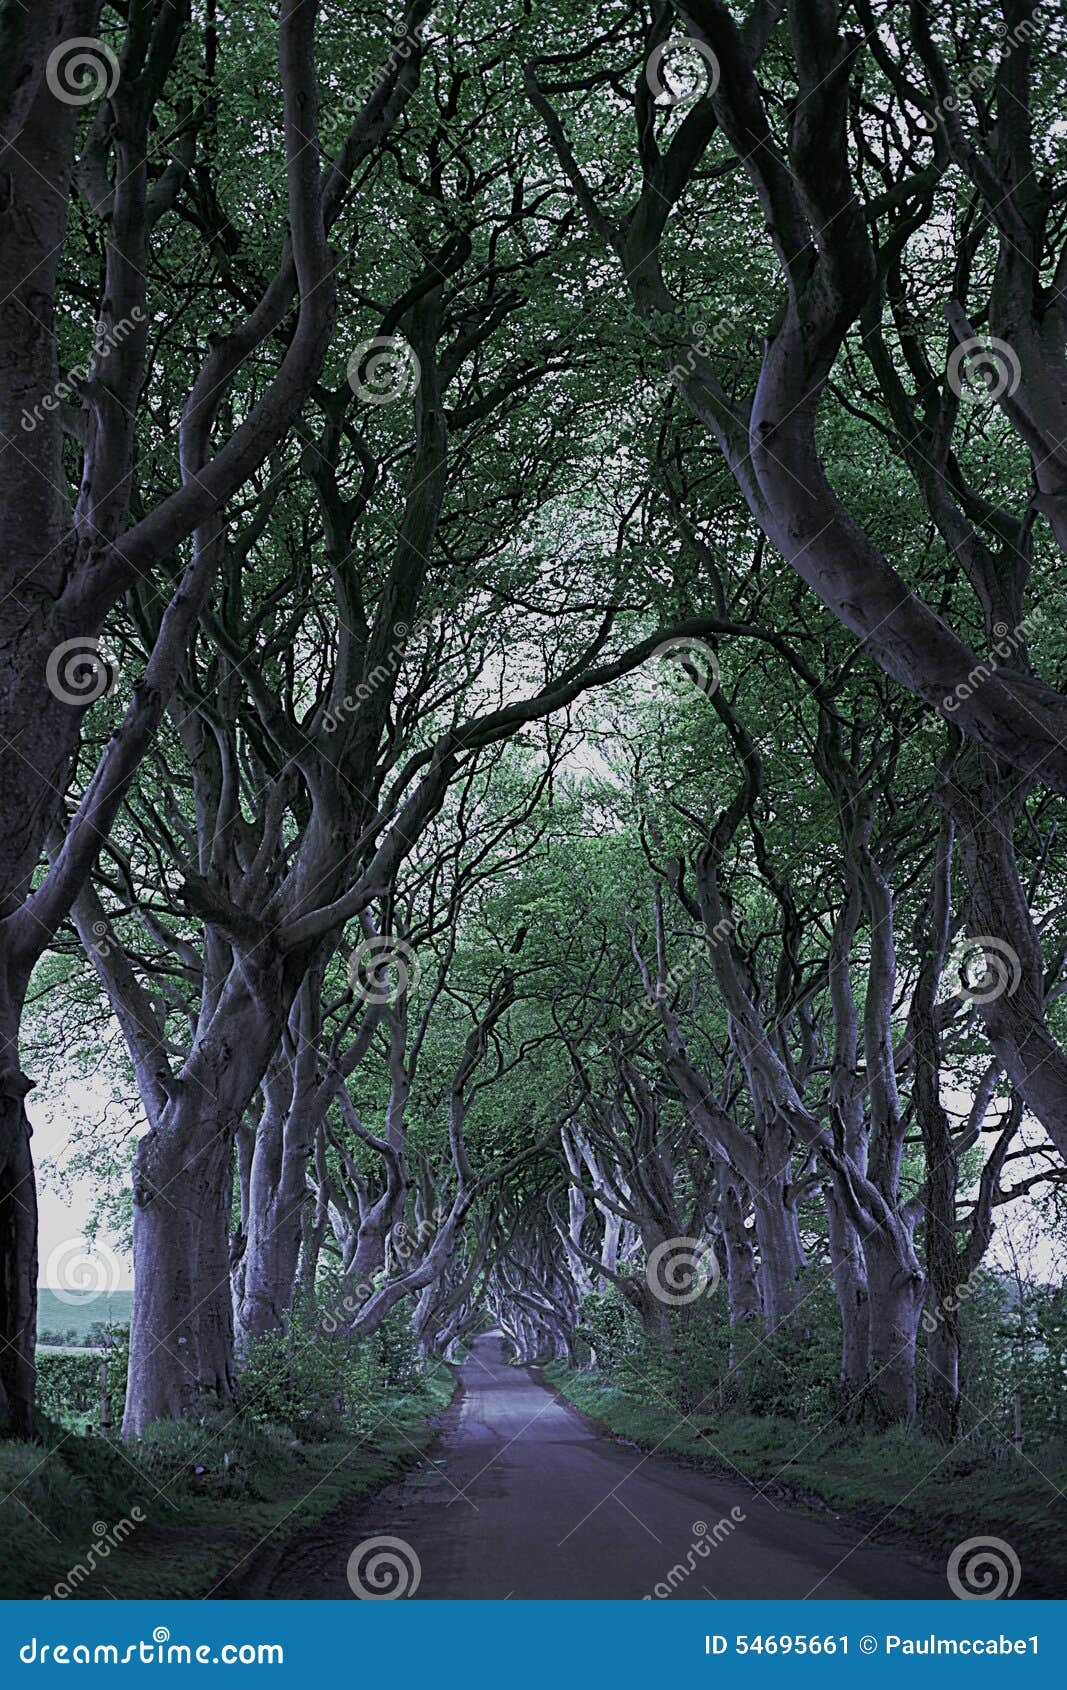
[{"left": 36, "top": 1287, "right": 132, "bottom": 1345}]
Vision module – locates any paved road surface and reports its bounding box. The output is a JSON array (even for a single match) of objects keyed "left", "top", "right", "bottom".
[{"left": 247, "top": 1334, "right": 946, "bottom": 1599}]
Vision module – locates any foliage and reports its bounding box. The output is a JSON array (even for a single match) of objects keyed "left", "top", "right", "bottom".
[
  {"left": 547, "top": 1364, "right": 1067, "bottom": 1599},
  {"left": 0, "top": 1364, "right": 454, "bottom": 1599},
  {"left": 234, "top": 1301, "right": 423, "bottom": 1441},
  {"left": 34, "top": 1336, "right": 128, "bottom": 1433},
  {"left": 575, "top": 1269, "right": 1067, "bottom": 1450}
]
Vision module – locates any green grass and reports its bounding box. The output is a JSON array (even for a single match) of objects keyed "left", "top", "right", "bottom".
[
  {"left": 544, "top": 1363, "right": 1066, "bottom": 1598},
  {"left": 36, "top": 1288, "right": 132, "bottom": 1344},
  {"left": 0, "top": 1364, "right": 455, "bottom": 1599}
]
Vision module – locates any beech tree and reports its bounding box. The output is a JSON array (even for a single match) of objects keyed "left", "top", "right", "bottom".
[
  {"left": 5, "top": 0, "right": 1066, "bottom": 1486},
  {"left": 0, "top": 0, "right": 373, "bottom": 1433},
  {"left": 526, "top": 4, "right": 1067, "bottom": 795}
]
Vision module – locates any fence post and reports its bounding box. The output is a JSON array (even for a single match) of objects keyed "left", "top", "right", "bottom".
[{"left": 98, "top": 1355, "right": 111, "bottom": 1437}]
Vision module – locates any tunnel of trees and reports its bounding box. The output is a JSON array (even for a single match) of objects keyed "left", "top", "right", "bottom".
[{"left": 1, "top": 0, "right": 1065, "bottom": 1599}]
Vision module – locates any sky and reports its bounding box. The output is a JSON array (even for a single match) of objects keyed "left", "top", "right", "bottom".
[
  {"left": 33, "top": 1074, "right": 136, "bottom": 1293},
  {"left": 30, "top": 1056, "right": 1061, "bottom": 1304}
]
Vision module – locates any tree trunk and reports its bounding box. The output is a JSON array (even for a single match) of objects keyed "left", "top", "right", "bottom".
[
  {"left": 947, "top": 759, "right": 1067, "bottom": 1166},
  {"left": 923, "top": 1299, "right": 961, "bottom": 1442},
  {"left": 123, "top": 1117, "right": 235, "bottom": 1435},
  {"left": 864, "top": 1245, "right": 924, "bottom": 1425},
  {"left": 751, "top": 1141, "right": 806, "bottom": 1330},
  {"left": 295, "top": 1135, "right": 328, "bottom": 1306},
  {"left": 825, "top": 1186, "right": 869, "bottom": 1405},
  {"left": 714, "top": 1157, "right": 761, "bottom": 1329},
  {"left": 233, "top": 1085, "right": 308, "bottom": 1351},
  {"left": 0, "top": 1040, "right": 37, "bottom": 1437}
]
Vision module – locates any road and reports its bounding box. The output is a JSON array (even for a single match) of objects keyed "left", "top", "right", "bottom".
[{"left": 244, "top": 1335, "right": 947, "bottom": 1599}]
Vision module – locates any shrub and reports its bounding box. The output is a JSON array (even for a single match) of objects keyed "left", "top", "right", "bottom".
[
  {"left": 235, "top": 1301, "right": 422, "bottom": 1439},
  {"left": 35, "top": 1336, "right": 128, "bottom": 1432}
]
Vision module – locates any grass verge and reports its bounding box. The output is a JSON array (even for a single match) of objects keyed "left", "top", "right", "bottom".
[
  {"left": 544, "top": 1362, "right": 1065, "bottom": 1598},
  {"left": 0, "top": 1363, "right": 455, "bottom": 1600}
]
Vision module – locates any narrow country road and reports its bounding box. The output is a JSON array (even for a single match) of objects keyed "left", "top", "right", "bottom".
[{"left": 244, "top": 1336, "right": 947, "bottom": 1599}]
